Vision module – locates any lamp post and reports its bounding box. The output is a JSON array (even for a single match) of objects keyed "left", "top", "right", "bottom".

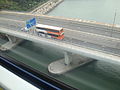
[{"left": 111, "top": 10, "right": 117, "bottom": 37}]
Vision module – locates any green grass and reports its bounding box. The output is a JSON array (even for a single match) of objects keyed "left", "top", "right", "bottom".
[{"left": 0, "top": 0, "right": 49, "bottom": 11}]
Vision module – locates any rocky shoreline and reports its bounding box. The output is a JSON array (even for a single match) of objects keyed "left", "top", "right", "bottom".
[{"left": 30, "top": 0, "right": 64, "bottom": 14}]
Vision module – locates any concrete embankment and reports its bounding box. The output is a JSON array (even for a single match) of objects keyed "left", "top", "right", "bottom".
[{"left": 30, "top": 0, "right": 63, "bottom": 14}]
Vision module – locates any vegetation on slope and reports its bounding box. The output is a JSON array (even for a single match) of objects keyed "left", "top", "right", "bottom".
[{"left": 0, "top": 0, "right": 48, "bottom": 11}]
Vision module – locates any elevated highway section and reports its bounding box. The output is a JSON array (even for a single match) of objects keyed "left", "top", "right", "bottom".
[
  {"left": 0, "top": 26, "right": 120, "bottom": 64},
  {"left": 0, "top": 17, "right": 120, "bottom": 52},
  {"left": 0, "top": 11, "right": 120, "bottom": 39},
  {"left": 1, "top": 11, "right": 120, "bottom": 74},
  {"left": 0, "top": 18, "right": 120, "bottom": 63}
]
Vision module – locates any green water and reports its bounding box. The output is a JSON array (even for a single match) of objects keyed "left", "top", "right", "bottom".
[
  {"left": 1, "top": 0, "right": 120, "bottom": 89},
  {"left": 1, "top": 40, "right": 120, "bottom": 90},
  {"left": 0, "top": 38, "right": 6, "bottom": 45},
  {"left": 48, "top": 0, "right": 120, "bottom": 24}
]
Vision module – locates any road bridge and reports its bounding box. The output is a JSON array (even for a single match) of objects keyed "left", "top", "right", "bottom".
[
  {"left": 0, "top": 11, "right": 120, "bottom": 74},
  {"left": 1, "top": 11, "right": 120, "bottom": 39}
]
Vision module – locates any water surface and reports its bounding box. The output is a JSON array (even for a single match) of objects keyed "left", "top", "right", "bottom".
[{"left": 48, "top": 0, "right": 120, "bottom": 24}]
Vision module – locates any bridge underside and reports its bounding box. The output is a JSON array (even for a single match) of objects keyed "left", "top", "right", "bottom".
[
  {"left": 0, "top": 33, "right": 94, "bottom": 74},
  {"left": 0, "top": 34, "right": 23, "bottom": 51}
]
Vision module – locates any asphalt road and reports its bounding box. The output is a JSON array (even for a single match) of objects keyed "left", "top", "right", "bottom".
[
  {"left": 1, "top": 26, "right": 120, "bottom": 65},
  {"left": 0, "top": 11, "right": 120, "bottom": 39},
  {"left": 0, "top": 17, "right": 120, "bottom": 56}
]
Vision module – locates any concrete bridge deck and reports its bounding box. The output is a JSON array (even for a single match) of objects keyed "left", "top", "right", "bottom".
[
  {"left": 0, "top": 17, "right": 120, "bottom": 53},
  {"left": 0, "top": 11, "right": 120, "bottom": 71},
  {"left": 0, "top": 25, "right": 120, "bottom": 63},
  {"left": 0, "top": 11, "right": 120, "bottom": 39}
]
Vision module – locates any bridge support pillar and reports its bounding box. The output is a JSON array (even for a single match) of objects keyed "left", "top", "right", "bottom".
[
  {"left": 6, "top": 34, "right": 17, "bottom": 43},
  {"left": 48, "top": 51, "right": 93, "bottom": 75},
  {"left": 0, "top": 34, "right": 22, "bottom": 51},
  {"left": 64, "top": 52, "right": 72, "bottom": 65}
]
